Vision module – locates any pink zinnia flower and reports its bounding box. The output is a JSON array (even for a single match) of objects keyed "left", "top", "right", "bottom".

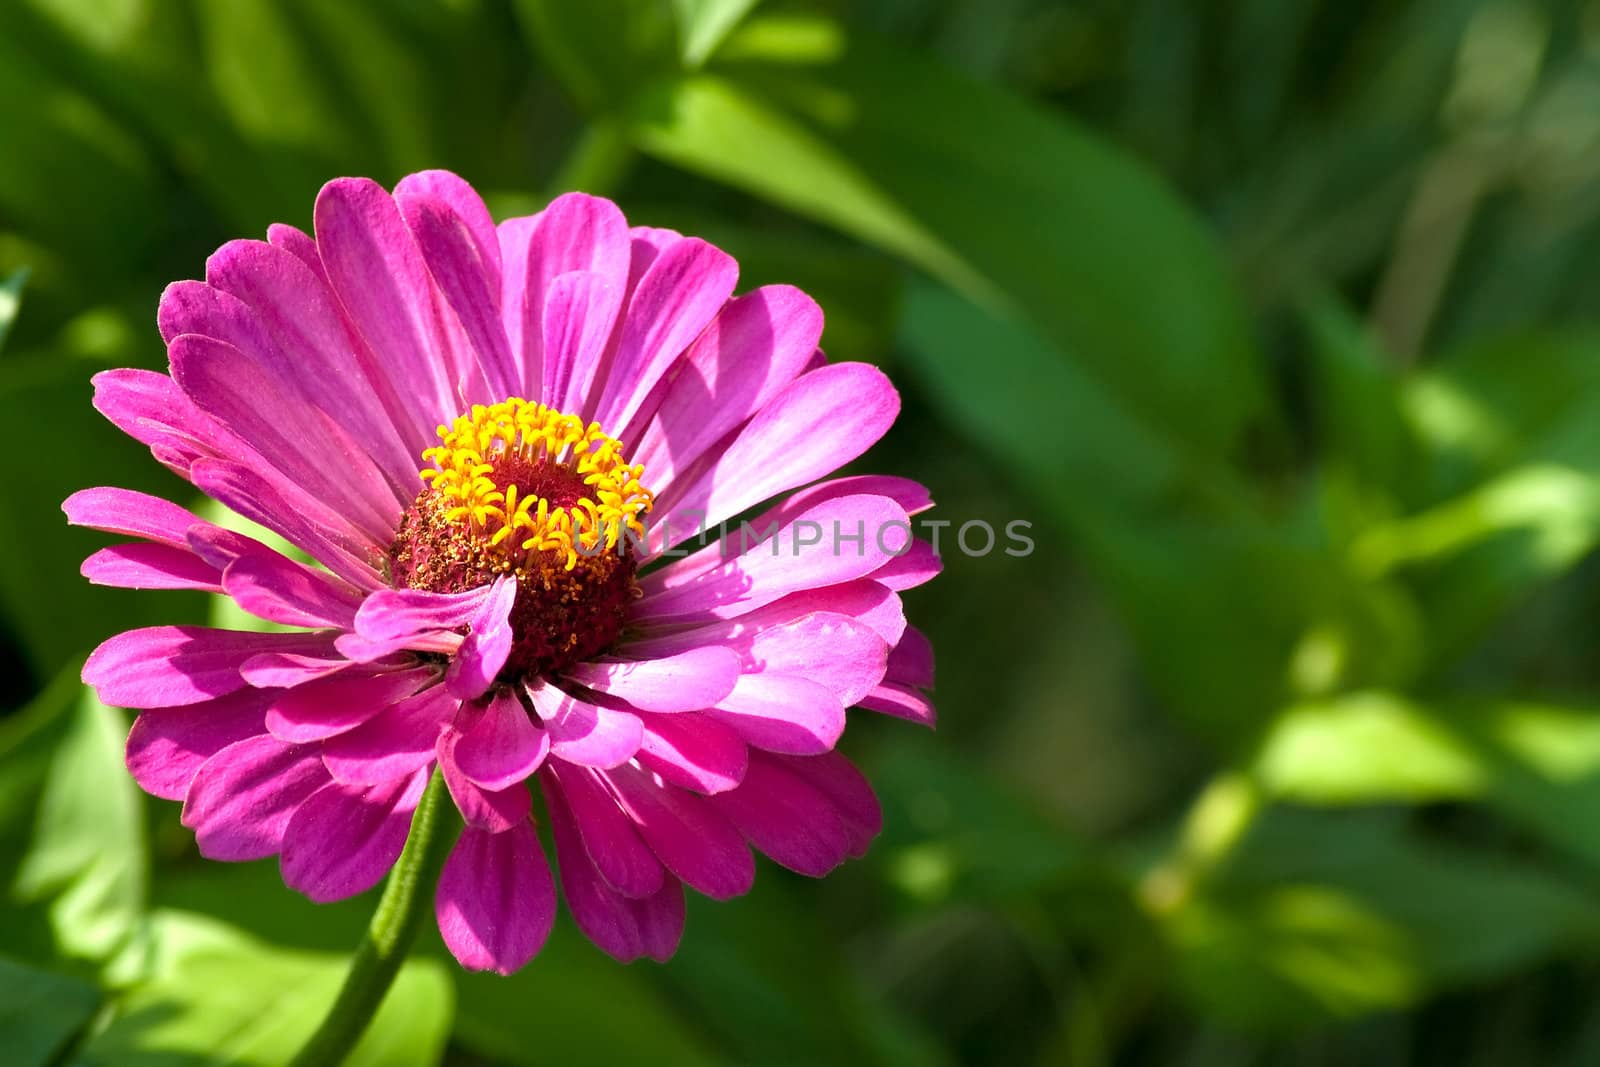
[{"left": 70, "top": 171, "right": 937, "bottom": 974}]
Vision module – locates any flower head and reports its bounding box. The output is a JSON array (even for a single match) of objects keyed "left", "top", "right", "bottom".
[{"left": 72, "top": 171, "right": 937, "bottom": 973}]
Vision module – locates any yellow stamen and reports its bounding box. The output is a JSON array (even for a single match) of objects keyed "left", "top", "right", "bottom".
[{"left": 417, "top": 397, "right": 653, "bottom": 571}]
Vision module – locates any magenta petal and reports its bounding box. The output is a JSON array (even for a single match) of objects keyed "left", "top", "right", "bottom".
[
  {"left": 772, "top": 474, "right": 935, "bottom": 525},
  {"left": 63, "top": 486, "right": 207, "bottom": 548},
  {"left": 542, "top": 270, "right": 621, "bottom": 415},
  {"left": 90, "top": 367, "right": 247, "bottom": 478},
  {"left": 439, "top": 728, "right": 532, "bottom": 832},
  {"left": 708, "top": 753, "right": 854, "bottom": 877},
  {"left": 758, "top": 581, "right": 906, "bottom": 647},
  {"left": 525, "top": 680, "right": 643, "bottom": 769},
  {"left": 281, "top": 770, "right": 429, "bottom": 903},
  {"left": 886, "top": 626, "right": 935, "bottom": 687},
  {"left": 85, "top": 626, "right": 328, "bottom": 709},
  {"left": 169, "top": 332, "right": 399, "bottom": 542},
  {"left": 859, "top": 684, "right": 937, "bottom": 728},
  {"left": 602, "top": 764, "right": 754, "bottom": 900},
  {"left": 355, "top": 584, "right": 491, "bottom": 640},
  {"left": 639, "top": 610, "right": 887, "bottom": 707},
  {"left": 181, "top": 735, "right": 330, "bottom": 861},
  {"left": 639, "top": 495, "right": 911, "bottom": 622},
  {"left": 238, "top": 644, "right": 357, "bottom": 689},
  {"left": 395, "top": 169, "right": 518, "bottom": 400},
  {"left": 314, "top": 177, "right": 465, "bottom": 450},
  {"left": 222, "top": 552, "right": 362, "bottom": 629},
  {"left": 436, "top": 822, "right": 555, "bottom": 975},
  {"left": 544, "top": 776, "right": 684, "bottom": 962},
  {"left": 629, "top": 285, "right": 822, "bottom": 478},
  {"left": 453, "top": 689, "right": 549, "bottom": 791},
  {"left": 652, "top": 362, "right": 901, "bottom": 538},
  {"left": 870, "top": 539, "right": 942, "bottom": 592},
  {"left": 592, "top": 236, "right": 738, "bottom": 431},
  {"left": 772, "top": 752, "right": 882, "bottom": 856},
  {"left": 745, "top": 613, "right": 888, "bottom": 707},
  {"left": 203, "top": 238, "right": 418, "bottom": 489},
  {"left": 514, "top": 192, "right": 631, "bottom": 401},
  {"left": 265, "top": 667, "right": 437, "bottom": 743},
  {"left": 444, "top": 576, "right": 517, "bottom": 699},
  {"left": 543, "top": 762, "right": 664, "bottom": 898},
  {"left": 562, "top": 646, "right": 741, "bottom": 713},
  {"left": 126, "top": 688, "right": 275, "bottom": 801},
  {"left": 82, "top": 543, "right": 221, "bottom": 591},
  {"left": 322, "top": 685, "right": 460, "bottom": 785},
  {"left": 636, "top": 713, "right": 748, "bottom": 795},
  {"left": 192, "top": 458, "right": 386, "bottom": 591},
  {"left": 707, "top": 673, "right": 845, "bottom": 756}
]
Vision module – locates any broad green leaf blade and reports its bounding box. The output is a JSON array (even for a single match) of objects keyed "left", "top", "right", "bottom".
[
  {"left": 897, "top": 281, "right": 1328, "bottom": 742},
  {"left": 0, "top": 267, "right": 25, "bottom": 353},
  {"left": 897, "top": 281, "right": 1182, "bottom": 517},
  {"left": 0, "top": 954, "right": 102, "bottom": 1067},
  {"left": 672, "top": 0, "right": 761, "bottom": 67},
  {"left": 0, "top": 667, "right": 146, "bottom": 969},
  {"left": 630, "top": 14, "right": 1265, "bottom": 457},
  {"left": 74, "top": 911, "right": 453, "bottom": 1067}
]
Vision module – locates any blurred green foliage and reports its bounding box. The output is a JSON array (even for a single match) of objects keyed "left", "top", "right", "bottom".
[{"left": 7, "top": 0, "right": 1600, "bottom": 1062}]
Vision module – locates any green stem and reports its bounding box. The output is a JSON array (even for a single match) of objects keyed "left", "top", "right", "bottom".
[
  {"left": 291, "top": 772, "right": 453, "bottom": 1067},
  {"left": 1138, "top": 769, "right": 1263, "bottom": 916}
]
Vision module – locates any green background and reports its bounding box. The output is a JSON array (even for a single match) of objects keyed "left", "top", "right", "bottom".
[{"left": 6, "top": 0, "right": 1600, "bottom": 1063}]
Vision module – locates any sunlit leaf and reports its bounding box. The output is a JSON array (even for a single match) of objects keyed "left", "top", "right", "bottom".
[
  {"left": 1255, "top": 692, "right": 1487, "bottom": 805},
  {"left": 0, "top": 667, "right": 145, "bottom": 969},
  {"left": 74, "top": 910, "right": 452, "bottom": 1067},
  {"left": 630, "top": 14, "right": 1265, "bottom": 457},
  {"left": 1169, "top": 812, "right": 1600, "bottom": 1030},
  {"left": 673, "top": 0, "right": 762, "bottom": 67}
]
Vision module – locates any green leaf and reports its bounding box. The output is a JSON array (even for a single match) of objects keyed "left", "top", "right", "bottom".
[
  {"left": 1168, "top": 883, "right": 1422, "bottom": 1029},
  {"left": 0, "top": 28, "right": 162, "bottom": 271},
  {"left": 0, "top": 353, "right": 206, "bottom": 681},
  {"left": 896, "top": 281, "right": 1340, "bottom": 743},
  {"left": 0, "top": 954, "right": 103, "bottom": 1067},
  {"left": 1352, "top": 463, "right": 1600, "bottom": 658},
  {"left": 447, "top": 922, "right": 721, "bottom": 1067},
  {"left": 0, "top": 667, "right": 146, "bottom": 970},
  {"left": 1255, "top": 692, "right": 1488, "bottom": 805},
  {"left": 1300, "top": 289, "right": 1417, "bottom": 497},
  {"left": 74, "top": 910, "right": 453, "bottom": 1067},
  {"left": 872, "top": 734, "right": 1087, "bottom": 906},
  {"left": 672, "top": 0, "right": 761, "bottom": 67},
  {"left": 1168, "top": 812, "right": 1600, "bottom": 1030},
  {"left": 514, "top": 0, "right": 679, "bottom": 112},
  {"left": 0, "top": 267, "right": 26, "bottom": 353},
  {"left": 629, "top": 14, "right": 1264, "bottom": 457},
  {"left": 665, "top": 885, "right": 940, "bottom": 1066}
]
